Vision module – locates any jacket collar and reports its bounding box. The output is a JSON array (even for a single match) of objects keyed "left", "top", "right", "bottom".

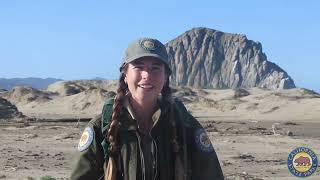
[{"left": 122, "top": 94, "right": 162, "bottom": 131}]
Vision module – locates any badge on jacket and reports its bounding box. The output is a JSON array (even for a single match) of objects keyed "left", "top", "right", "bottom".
[
  {"left": 195, "top": 128, "right": 214, "bottom": 153},
  {"left": 78, "top": 127, "right": 94, "bottom": 152}
]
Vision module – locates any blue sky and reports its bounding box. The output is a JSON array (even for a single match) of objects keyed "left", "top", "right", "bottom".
[{"left": 0, "top": 0, "right": 319, "bottom": 91}]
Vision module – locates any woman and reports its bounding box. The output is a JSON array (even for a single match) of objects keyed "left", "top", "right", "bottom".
[{"left": 71, "top": 38, "right": 224, "bottom": 180}]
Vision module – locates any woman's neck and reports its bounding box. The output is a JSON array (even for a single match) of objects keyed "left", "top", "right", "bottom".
[{"left": 129, "top": 97, "right": 157, "bottom": 134}]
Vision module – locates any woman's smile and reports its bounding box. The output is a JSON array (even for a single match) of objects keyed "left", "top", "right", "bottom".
[{"left": 138, "top": 83, "right": 154, "bottom": 89}]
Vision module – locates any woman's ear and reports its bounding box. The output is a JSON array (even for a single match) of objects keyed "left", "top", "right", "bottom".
[
  {"left": 124, "top": 75, "right": 127, "bottom": 84},
  {"left": 164, "top": 73, "right": 170, "bottom": 85}
]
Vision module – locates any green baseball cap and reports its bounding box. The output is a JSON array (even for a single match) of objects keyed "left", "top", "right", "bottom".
[{"left": 120, "top": 37, "right": 171, "bottom": 73}]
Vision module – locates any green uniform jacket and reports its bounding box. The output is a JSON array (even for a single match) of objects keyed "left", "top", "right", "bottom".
[{"left": 71, "top": 99, "right": 224, "bottom": 180}]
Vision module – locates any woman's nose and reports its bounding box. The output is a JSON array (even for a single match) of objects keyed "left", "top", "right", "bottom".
[{"left": 141, "top": 69, "right": 151, "bottom": 79}]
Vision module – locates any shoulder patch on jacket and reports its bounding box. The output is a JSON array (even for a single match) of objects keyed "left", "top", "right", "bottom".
[
  {"left": 78, "top": 127, "right": 94, "bottom": 152},
  {"left": 195, "top": 128, "right": 214, "bottom": 153}
]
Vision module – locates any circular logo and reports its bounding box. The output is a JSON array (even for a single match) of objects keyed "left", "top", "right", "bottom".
[
  {"left": 287, "top": 147, "right": 318, "bottom": 177},
  {"left": 78, "top": 127, "right": 94, "bottom": 152},
  {"left": 195, "top": 128, "right": 214, "bottom": 153},
  {"left": 79, "top": 132, "right": 89, "bottom": 146},
  {"left": 141, "top": 39, "right": 157, "bottom": 50}
]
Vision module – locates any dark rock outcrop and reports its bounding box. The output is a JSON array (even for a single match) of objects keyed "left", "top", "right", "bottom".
[
  {"left": 166, "top": 27, "right": 295, "bottom": 89},
  {"left": 0, "top": 97, "right": 24, "bottom": 119},
  {"left": 234, "top": 88, "right": 250, "bottom": 98}
]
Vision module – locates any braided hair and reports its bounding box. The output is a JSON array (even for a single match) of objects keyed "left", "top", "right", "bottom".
[
  {"left": 160, "top": 71, "right": 180, "bottom": 153},
  {"left": 106, "top": 66, "right": 128, "bottom": 156},
  {"left": 165, "top": 82, "right": 180, "bottom": 153}
]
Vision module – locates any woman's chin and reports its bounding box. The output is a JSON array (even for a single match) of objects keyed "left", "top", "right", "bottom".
[{"left": 133, "top": 95, "right": 157, "bottom": 104}]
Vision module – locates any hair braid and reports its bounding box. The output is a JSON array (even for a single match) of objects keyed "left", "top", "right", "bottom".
[
  {"left": 106, "top": 72, "right": 127, "bottom": 155},
  {"left": 161, "top": 77, "right": 172, "bottom": 103},
  {"left": 161, "top": 78, "right": 180, "bottom": 153},
  {"left": 162, "top": 76, "right": 186, "bottom": 179}
]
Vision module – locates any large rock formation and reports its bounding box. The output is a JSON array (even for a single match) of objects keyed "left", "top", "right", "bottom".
[{"left": 166, "top": 27, "right": 295, "bottom": 89}]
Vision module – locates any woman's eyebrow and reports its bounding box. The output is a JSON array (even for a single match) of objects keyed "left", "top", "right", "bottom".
[
  {"left": 152, "top": 62, "right": 163, "bottom": 66},
  {"left": 132, "top": 61, "right": 144, "bottom": 65}
]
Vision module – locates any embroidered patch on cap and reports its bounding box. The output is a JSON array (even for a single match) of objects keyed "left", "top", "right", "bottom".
[
  {"left": 140, "top": 39, "right": 157, "bottom": 51},
  {"left": 195, "top": 128, "right": 214, "bottom": 153},
  {"left": 78, "top": 127, "right": 94, "bottom": 152}
]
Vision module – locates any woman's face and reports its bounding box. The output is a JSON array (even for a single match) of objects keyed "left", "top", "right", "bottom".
[{"left": 125, "top": 57, "right": 167, "bottom": 104}]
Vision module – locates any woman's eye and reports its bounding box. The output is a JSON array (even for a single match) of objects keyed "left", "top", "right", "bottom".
[
  {"left": 134, "top": 66, "right": 143, "bottom": 70},
  {"left": 152, "top": 66, "right": 161, "bottom": 71}
]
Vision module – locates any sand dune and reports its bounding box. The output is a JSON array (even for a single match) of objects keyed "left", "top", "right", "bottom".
[
  {"left": 186, "top": 87, "right": 320, "bottom": 122},
  {"left": 1, "top": 85, "right": 319, "bottom": 121}
]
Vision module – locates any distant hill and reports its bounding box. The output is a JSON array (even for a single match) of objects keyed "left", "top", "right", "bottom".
[
  {"left": 92, "top": 77, "right": 106, "bottom": 80},
  {"left": 0, "top": 78, "right": 63, "bottom": 90}
]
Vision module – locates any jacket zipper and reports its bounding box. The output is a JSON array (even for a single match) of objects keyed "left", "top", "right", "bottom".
[
  {"left": 150, "top": 132, "right": 158, "bottom": 180},
  {"left": 135, "top": 131, "right": 158, "bottom": 180},
  {"left": 135, "top": 131, "right": 146, "bottom": 180}
]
